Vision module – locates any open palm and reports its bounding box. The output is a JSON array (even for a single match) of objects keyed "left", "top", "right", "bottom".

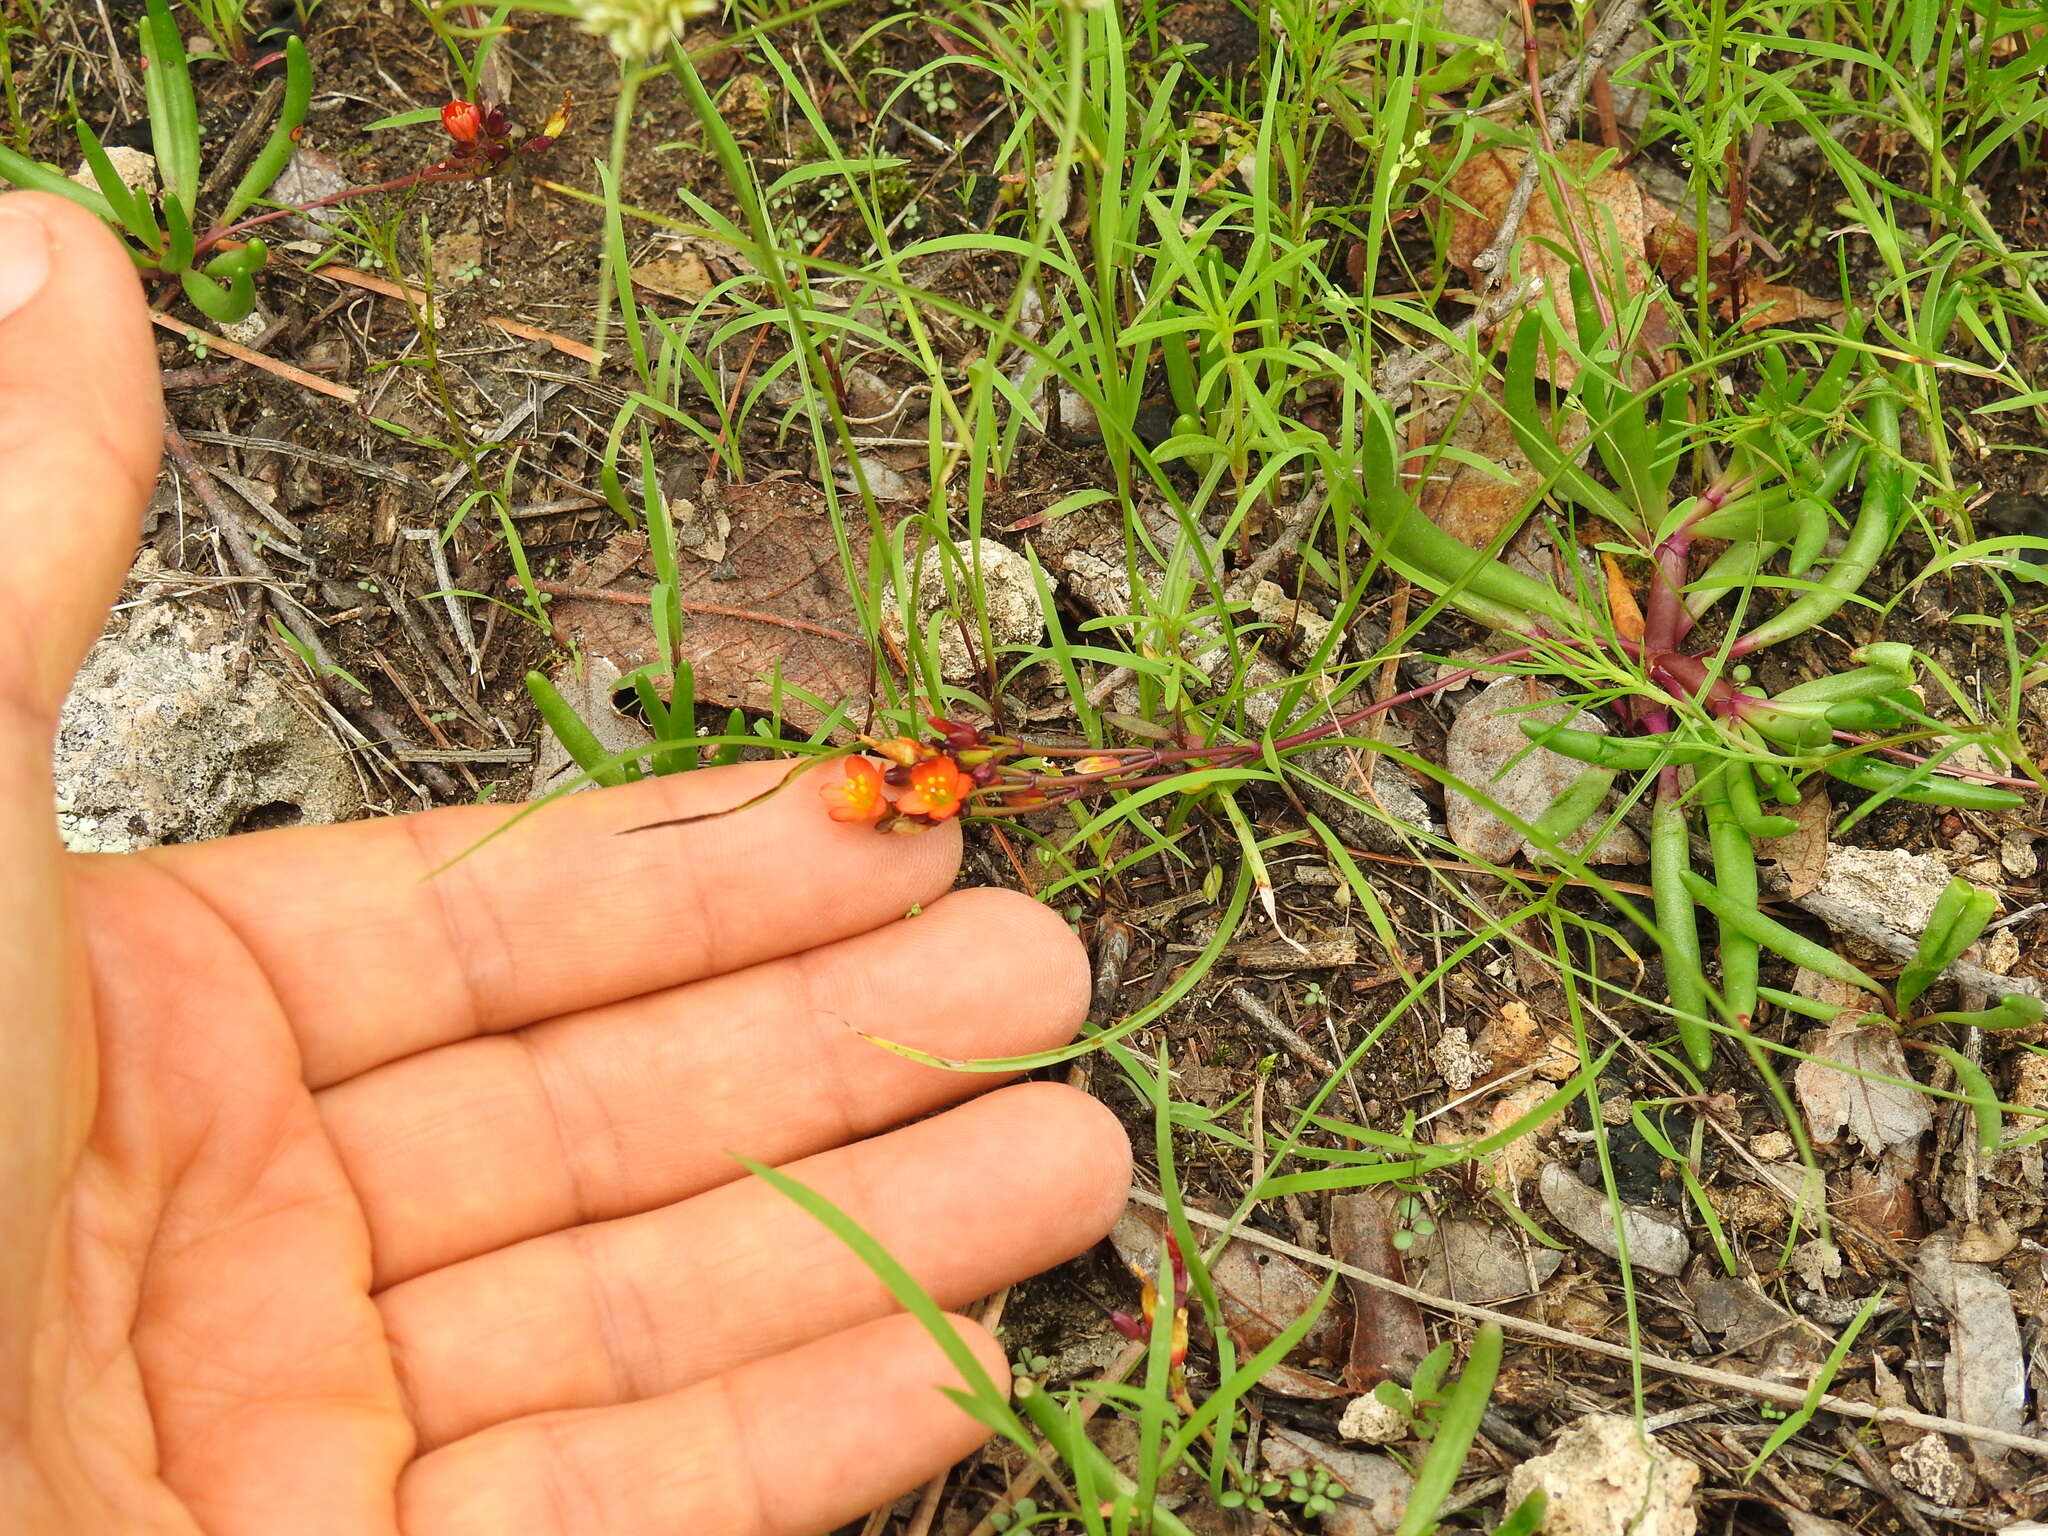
[{"left": 1, "top": 194, "right": 1130, "bottom": 1536}]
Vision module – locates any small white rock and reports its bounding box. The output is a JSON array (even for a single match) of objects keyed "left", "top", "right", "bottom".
[
  {"left": 1891, "top": 1433, "right": 1969, "bottom": 1505},
  {"left": 1750, "top": 1131, "right": 1795, "bottom": 1162},
  {"left": 1814, "top": 845, "right": 1961, "bottom": 934},
  {"left": 2000, "top": 834, "right": 2038, "bottom": 880},
  {"left": 880, "top": 536, "right": 1045, "bottom": 684},
  {"left": 1506, "top": 1415, "right": 1699, "bottom": 1536},
  {"left": 56, "top": 584, "right": 361, "bottom": 850},
  {"left": 1431, "top": 1027, "right": 1481, "bottom": 1092},
  {"left": 218, "top": 305, "right": 272, "bottom": 347},
  {"left": 70, "top": 145, "right": 157, "bottom": 200},
  {"left": 1338, "top": 1394, "right": 1410, "bottom": 1445}
]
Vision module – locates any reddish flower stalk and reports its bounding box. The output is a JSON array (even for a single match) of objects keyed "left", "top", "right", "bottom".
[{"left": 193, "top": 95, "right": 571, "bottom": 262}]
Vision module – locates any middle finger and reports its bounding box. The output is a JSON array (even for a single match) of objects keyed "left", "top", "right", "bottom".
[{"left": 319, "top": 887, "right": 1089, "bottom": 1288}]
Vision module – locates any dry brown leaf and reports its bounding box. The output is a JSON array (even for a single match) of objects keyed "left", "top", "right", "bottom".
[
  {"left": 1409, "top": 1216, "right": 1564, "bottom": 1304},
  {"left": 1538, "top": 1163, "right": 1689, "bottom": 1275},
  {"left": 1328, "top": 1193, "right": 1429, "bottom": 1389},
  {"left": 1793, "top": 1022, "right": 1930, "bottom": 1156},
  {"left": 1445, "top": 142, "right": 1649, "bottom": 381},
  {"left": 1758, "top": 780, "right": 1831, "bottom": 900},
  {"left": 1415, "top": 389, "right": 1542, "bottom": 550},
  {"left": 1686, "top": 1272, "right": 1795, "bottom": 1356},
  {"left": 1913, "top": 1231, "right": 2027, "bottom": 1460},
  {"left": 1473, "top": 998, "right": 1580, "bottom": 1081},
  {"left": 548, "top": 480, "right": 871, "bottom": 740},
  {"left": 1833, "top": 1161, "right": 1924, "bottom": 1240},
  {"left": 1731, "top": 280, "right": 1846, "bottom": 333},
  {"left": 1445, "top": 676, "right": 1648, "bottom": 865},
  {"left": 1476, "top": 1081, "right": 1553, "bottom": 1190},
  {"left": 1110, "top": 1207, "right": 1351, "bottom": 1399},
  {"left": 1601, "top": 554, "right": 1645, "bottom": 642},
  {"left": 630, "top": 252, "right": 714, "bottom": 302}
]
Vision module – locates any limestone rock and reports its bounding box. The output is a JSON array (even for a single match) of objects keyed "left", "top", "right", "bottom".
[
  {"left": 55, "top": 595, "right": 361, "bottom": 851},
  {"left": 1506, "top": 1414, "right": 1698, "bottom": 1536},
  {"left": 881, "top": 536, "right": 1044, "bottom": 683}
]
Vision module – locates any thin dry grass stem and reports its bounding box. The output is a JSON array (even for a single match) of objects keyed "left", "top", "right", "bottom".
[
  {"left": 150, "top": 313, "right": 361, "bottom": 404},
  {"left": 1130, "top": 1190, "right": 2048, "bottom": 1457}
]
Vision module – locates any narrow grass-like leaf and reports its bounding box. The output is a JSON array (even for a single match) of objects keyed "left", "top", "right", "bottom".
[
  {"left": 1912, "top": 1041, "right": 2002, "bottom": 1151},
  {"left": 1392, "top": 1323, "right": 1501, "bottom": 1536},
  {"left": 524, "top": 669, "right": 639, "bottom": 787},
  {"left": 1745, "top": 1292, "right": 1883, "bottom": 1474}
]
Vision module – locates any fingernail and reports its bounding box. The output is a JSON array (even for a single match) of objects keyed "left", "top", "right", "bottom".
[{"left": 0, "top": 206, "right": 51, "bottom": 324}]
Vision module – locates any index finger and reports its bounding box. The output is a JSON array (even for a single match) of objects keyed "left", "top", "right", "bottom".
[{"left": 118, "top": 758, "right": 962, "bottom": 1085}]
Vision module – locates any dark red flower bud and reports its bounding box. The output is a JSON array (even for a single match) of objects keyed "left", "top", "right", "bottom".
[
  {"left": 926, "top": 713, "right": 981, "bottom": 750},
  {"left": 969, "top": 762, "right": 998, "bottom": 786},
  {"left": 441, "top": 100, "right": 482, "bottom": 144},
  {"left": 884, "top": 763, "right": 912, "bottom": 787},
  {"left": 1108, "top": 1310, "right": 1146, "bottom": 1342},
  {"left": 481, "top": 105, "right": 511, "bottom": 139}
]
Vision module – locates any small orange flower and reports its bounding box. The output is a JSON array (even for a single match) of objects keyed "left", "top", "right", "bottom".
[
  {"left": 821, "top": 756, "right": 886, "bottom": 824},
  {"left": 1075, "top": 754, "right": 1121, "bottom": 777},
  {"left": 897, "top": 755, "right": 975, "bottom": 821},
  {"left": 441, "top": 99, "right": 482, "bottom": 144}
]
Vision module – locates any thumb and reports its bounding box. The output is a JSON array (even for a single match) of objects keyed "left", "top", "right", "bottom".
[
  {"left": 0, "top": 192, "right": 158, "bottom": 1422},
  {"left": 0, "top": 191, "right": 162, "bottom": 719}
]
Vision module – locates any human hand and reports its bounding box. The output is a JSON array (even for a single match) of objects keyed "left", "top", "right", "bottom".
[{"left": 0, "top": 192, "right": 1130, "bottom": 1535}]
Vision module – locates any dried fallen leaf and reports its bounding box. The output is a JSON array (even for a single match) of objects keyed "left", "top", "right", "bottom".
[
  {"left": 1409, "top": 1216, "right": 1564, "bottom": 1304},
  {"left": 1793, "top": 1022, "right": 1931, "bottom": 1157},
  {"left": 1445, "top": 676, "right": 1648, "bottom": 865},
  {"left": 1415, "top": 387, "right": 1546, "bottom": 550},
  {"left": 1914, "top": 1231, "right": 2027, "bottom": 1459},
  {"left": 548, "top": 480, "right": 871, "bottom": 740},
  {"left": 1261, "top": 1427, "right": 1415, "bottom": 1536},
  {"left": 1729, "top": 279, "right": 1846, "bottom": 333},
  {"left": 1833, "top": 1160, "right": 1924, "bottom": 1240},
  {"left": 1474, "top": 1081, "right": 1553, "bottom": 1191},
  {"left": 1445, "top": 142, "right": 1649, "bottom": 382},
  {"left": 1328, "top": 1193, "right": 1430, "bottom": 1389},
  {"left": 1758, "top": 780, "right": 1831, "bottom": 900},
  {"left": 1686, "top": 1271, "right": 1795, "bottom": 1356},
  {"left": 1602, "top": 553, "right": 1645, "bottom": 642},
  {"left": 1473, "top": 998, "right": 1580, "bottom": 1082},
  {"left": 1111, "top": 1207, "right": 1351, "bottom": 1399},
  {"left": 630, "top": 252, "right": 715, "bottom": 302},
  {"left": 1538, "top": 1162, "right": 1689, "bottom": 1276}
]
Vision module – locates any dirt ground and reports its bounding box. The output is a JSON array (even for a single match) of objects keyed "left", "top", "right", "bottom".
[{"left": 21, "top": 0, "right": 2048, "bottom": 1530}]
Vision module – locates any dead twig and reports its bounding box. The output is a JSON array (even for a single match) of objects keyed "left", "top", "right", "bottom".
[
  {"left": 528, "top": 577, "right": 867, "bottom": 647},
  {"left": 1131, "top": 1190, "right": 2048, "bottom": 1459},
  {"left": 195, "top": 76, "right": 287, "bottom": 210},
  {"left": 1467, "top": 0, "right": 1649, "bottom": 294},
  {"left": 163, "top": 423, "right": 459, "bottom": 799},
  {"left": 1836, "top": 1427, "right": 1944, "bottom": 1536},
  {"left": 1230, "top": 985, "right": 1335, "bottom": 1074},
  {"left": 1373, "top": 274, "right": 1538, "bottom": 396},
  {"left": 151, "top": 313, "right": 361, "bottom": 404}
]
